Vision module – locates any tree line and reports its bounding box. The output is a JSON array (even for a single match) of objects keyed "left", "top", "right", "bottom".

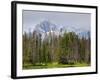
[{"left": 23, "top": 30, "right": 91, "bottom": 66}]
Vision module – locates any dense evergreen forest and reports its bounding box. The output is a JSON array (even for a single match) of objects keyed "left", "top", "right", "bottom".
[{"left": 23, "top": 29, "right": 91, "bottom": 69}]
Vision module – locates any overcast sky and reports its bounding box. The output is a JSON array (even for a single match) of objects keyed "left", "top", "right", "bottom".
[{"left": 22, "top": 10, "right": 91, "bottom": 33}]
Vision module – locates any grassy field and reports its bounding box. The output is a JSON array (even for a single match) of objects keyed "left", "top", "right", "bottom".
[{"left": 23, "top": 62, "right": 90, "bottom": 69}]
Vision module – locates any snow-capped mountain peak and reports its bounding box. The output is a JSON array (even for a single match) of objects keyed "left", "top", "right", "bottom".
[
  {"left": 34, "top": 20, "right": 58, "bottom": 33},
  {"left": 33, "top": 20, "right": 90, "bottom": 40}
]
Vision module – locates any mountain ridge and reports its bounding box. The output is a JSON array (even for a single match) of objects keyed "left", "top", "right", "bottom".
[{"left": 32, "top": 20, "right": 90, "bottom": 39}]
